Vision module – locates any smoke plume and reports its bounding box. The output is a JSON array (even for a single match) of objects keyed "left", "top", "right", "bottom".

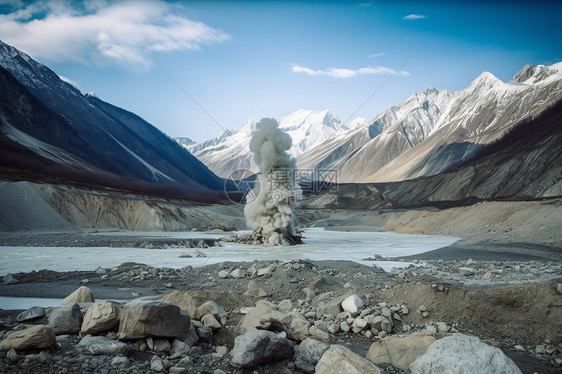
[{"left": 243, "top": 118, "right": 302, "bottom": 245}]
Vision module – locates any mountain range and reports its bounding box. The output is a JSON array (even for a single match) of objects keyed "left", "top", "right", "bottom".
[
  {"left": 0, "top": 40, "right": 227, "bottom": 202},
  {"left": 0, "top": 37, "right": 560, "bottom": 207},
  {"left": 184, "top": 62, "right": 562, "bottom": 184},
  {"left": 184, "top": 110, "right": 366, "bottom": 178}
]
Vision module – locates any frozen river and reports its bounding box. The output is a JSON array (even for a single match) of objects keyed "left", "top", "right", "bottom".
[{"left": 0, "top": 228, "right": 459, "bottom": 274}]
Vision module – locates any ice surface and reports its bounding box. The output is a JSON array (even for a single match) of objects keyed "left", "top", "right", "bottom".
[{"left": 0, "top": 228, "right": 459, "bottom": 273}]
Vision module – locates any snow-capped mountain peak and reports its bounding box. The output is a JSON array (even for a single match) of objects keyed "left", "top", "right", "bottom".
[
  {"left": 85, "top": 91, "right": 99, "bottom": 99},
  {"left": 467, "top": 71, "right": 503, "bottom": 91},
  {"left": 509, "top": 63, "right": 560, "bottom": 85},
  {"left": 183, "top": 108, "right": 360, "bottom": 177}
]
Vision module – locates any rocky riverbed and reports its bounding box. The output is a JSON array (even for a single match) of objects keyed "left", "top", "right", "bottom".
[{"left": 1, "top": 254, "right": 561, "bottom": 374}]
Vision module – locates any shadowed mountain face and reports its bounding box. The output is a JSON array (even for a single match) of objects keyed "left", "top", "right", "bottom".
[{"left": 0, "top": 40, "right": 227, "bottom": 202}]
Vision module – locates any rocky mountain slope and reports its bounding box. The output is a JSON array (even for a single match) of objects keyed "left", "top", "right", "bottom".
[
  {"left": 298, "top": 62, "right": 562, "bottom": 183},
  {"left": 304, "top": 96, "right": 562, "bottom": 214},
  {"left": 0, "top": 40, "right": 226, "bottom": 201},
  {"left": 182, "top": 110, "right": 365, "bottom": 178}
]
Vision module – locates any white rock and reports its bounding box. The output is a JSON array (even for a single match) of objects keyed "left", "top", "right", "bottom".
[
  {"left": 231, "top": 268, "right": 246, "bottom": 279},
  {"left": 341, "top": 295, "right": 364, "bottom": 315},
  {"left": 410, "top": 334, "right": 522, "bottom": 374},
  {"left": 218, "top": 270, "right": 229, "bottom": 279},
  {"left": 352, "top": 318, "right": 368, "bottom": 330},
  {"left": 436, "top": 322, "right": 449, "bottom": 334}
]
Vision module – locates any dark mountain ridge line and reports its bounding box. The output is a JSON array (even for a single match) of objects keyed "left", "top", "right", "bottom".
[{"left": 0, "top": 40, "right": 230, "bottom": 202}]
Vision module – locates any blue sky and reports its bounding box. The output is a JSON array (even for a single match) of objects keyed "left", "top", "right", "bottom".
[{"left": 1, "top": 1, "right": 561, "bottom": 142}]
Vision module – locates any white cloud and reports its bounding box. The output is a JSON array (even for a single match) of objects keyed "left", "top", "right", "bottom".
[
  {"left": 291, "top": 64, "right": 409, "bottom": 78},
  {"left": 0, "top": 1, "right": 231, "bottom": 71},
  {"left": 368, "top": 52, "right": 385, "bottom": 58},
  {"left": 403, "top": 14, "right": 427, "bottom": 20}
]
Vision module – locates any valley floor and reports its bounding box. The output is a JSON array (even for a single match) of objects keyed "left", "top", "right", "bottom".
[{"left": 0, "top": 180, "right": 561, "bottom": 373}]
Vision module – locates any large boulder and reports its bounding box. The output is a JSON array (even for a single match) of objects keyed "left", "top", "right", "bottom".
[
  {"left": 195, "top": 300, "right": 227, "bottom": 320},
  {"left": 409, "top": 334, "right": 522, "bottom": 374},
  {"left": 316, "top": 295, "right": 347, "bottom": 317},
  {"left": 63, "top": 286, "right": 95, "bottom": 304},
  {"left": 17, "top": 306, "right": 46, "bottom": 322},
  {"left": 315, "top": 345, "right": 383, "bottom": 374},
  {"left": 230, "top": 327, "right": 294, "bottom": 368},
  {"left": 118, "top": 300, "right": 190, "bottom": 340},
  {"left": 341, "top": 294, "right": 364, "bottom": 316},
  {"left": 48, "top": 303, "right": 83, "bottom": 335},
  {"left": 367, "top": 334, "right": 436, "bottom": 370},
  {"left": 81, "top": 301, "right": 120, "bottom": 335},
  {"left": 159, "top": 290, "right": 247, "bottom": 316},
  {"left": 294, "top": 338, "right": 330, "bottom": 373},
  {"left": 0, "top": 325, "right": 56, "bottom": 350},
  {"left": 239, "top": 303, "right": 285, "bottom": 333},
  {"left": 76, "top": 335, "right": 127, "bottom": 355}
]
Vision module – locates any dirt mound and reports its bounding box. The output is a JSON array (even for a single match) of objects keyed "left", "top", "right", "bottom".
[{"left": 379, "top": 282, "right": 562, "bottom": 345}]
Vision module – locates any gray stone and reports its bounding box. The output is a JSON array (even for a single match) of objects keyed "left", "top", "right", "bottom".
[
  {"left": 295, "top": 338, "right": 330, "bottom": 373},
  {"left": 6, "top": 348, "right": 18, "bottom": 362},
  {"left": 17, "top": 306, "right": 46, "bottom": 322},
  {"left": 231, "top": 268, "right": 246, "bottom": 279},
  {"left": 410, "top": 334, "right": 522, "bottom": 374},
  {"left": 196, "top": 300, "right": 227, "bottom": 319},
  {"left": 218, "top": 270, "right": 229, "bottom": 279},
  {"left": 118, "top": 300, "right": 190, "bottom": 340},
  {"left": 111, "top": 355, "right": 129, "bottom": 366},
  {"left": 365, "top": 315, "right": 392, "bottom": 333},
  {"left": 230, "top": 327, "right": 294, "bottom": 368},
  {"left": 315, "top": 344, "right": 382, "bottom": 374},
  {"left": 3, "top": 273, "right": 18, "bottom": 285},
  {"left": 257, "top": 265, "right": 274, "bottom": 277},
  {"left": 316, "top": 295, "right": 347, "bottom": 317},
  {"left": 48, "top": 303, "right": 83, "bottom": 335},
  {"left": 556, "top": 283, "right": 562, "bottom": 295},
  {"left": 458, "top": 267, "right": 476, "bottom": 276},
  {"left": 76, "top": 335, "right": 126, "bottom": 355},
  {"left": 183, "top": 323, "right": 199, "bottom": 347},
  {"left": 151, "top": 355, "right": 164, "bottom": 372},
  {"left": 196, "top": 325, "right": 213, "bottom": 344},
  {"left": 352, "top": 317, "right": 368, "bottom": 331},
  {"left": 152, "top": 338, "right": 172, "bottom": 352}
]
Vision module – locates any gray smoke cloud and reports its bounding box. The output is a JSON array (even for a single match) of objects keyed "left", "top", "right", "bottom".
[{"left": 244, "top": 118, "right": 302, "bottom": 245}]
